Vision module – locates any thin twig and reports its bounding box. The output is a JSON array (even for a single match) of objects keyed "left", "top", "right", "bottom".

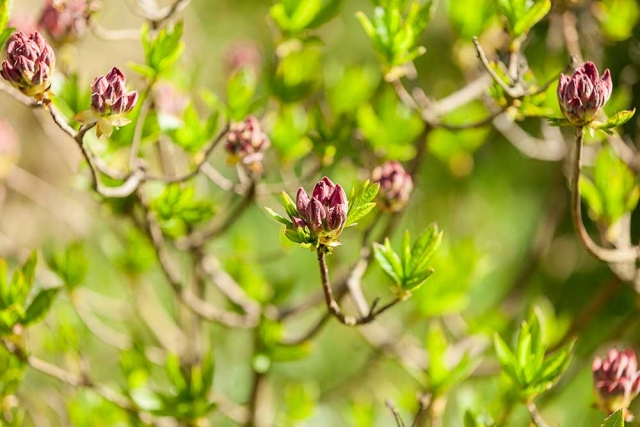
[
  {"left": 472, "top": 37, "right": 519, "bottom": 98},
  {"left": 386, "top": 399, "right": 406, "bottom": 427},
  {"left": 2, "top": 340, "right": 156, "bottom": 424},
  {"left": 571, "top": 127, "right": 640, "bottom": 263},
  {"left": 178, "top": 181, "right": 257, "bottom": 249},
  {"left": 317, "top": 247, "right": 402, "bottom": 326},
  {"left": 527, "top": 402, "right": 551, "bottom": 427},
  {"left": 280, "top": 313, "right": 331, "bottom": 346},
  {"left": 146, "top": 123, "right": 229, "bottom": 184},
  {"left": 137, "top": 189, "right": 259, "bottom": 328}
]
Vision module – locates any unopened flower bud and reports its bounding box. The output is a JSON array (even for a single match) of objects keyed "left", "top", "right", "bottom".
[
  {"left": 292, "top": 177, "right": 349, "bottom": 246},
  {"left": 1, "top": 32, "right": 55, "bottom": 100},
  {"left": 75, "top": 67, "right": 138, "bottom": 137},
  {"left": 38, "top": 0, "right": 93, "bottom": 44},
  {"left": 557, "top": 61, "right": 612, "bottom": 127},
  {"left": 371, "top": 161, "right": 413, "bottom": 212},
  {"left": 593, "top": 347, "right": 640, "bottom": 421},
  {"left": 224, "top": 116, "right": 270, "bottom": 174}
]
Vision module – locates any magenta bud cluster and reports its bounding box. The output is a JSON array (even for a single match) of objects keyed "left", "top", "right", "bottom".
[
  {"left": 91, "top": 67, "right": 138, "bottom": 117},
  {"left": 557, "top": 62, "right": 612, "bottom": 126},
  {"left": 294, "top": 177, "right": 348, "bottom": 246},
  {"left": 38, "top": 0, "right": 92, "bottom": 44},
  {"left": 224, "top": 116, "right": 270, "bottom": 171},
  {"left": 593, "top": 347, "right": 640, "bottom": 420},
  {"left": 371, "top": 161, "right": 413, "bottom": 212},
  {"left": 1, "top": 32, "right": 56, "bottom": 99}
]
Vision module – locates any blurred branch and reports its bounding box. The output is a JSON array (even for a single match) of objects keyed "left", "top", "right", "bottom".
[
  {"left": 89, "top": 21, "right": 140, "bottom": 41},
  {"left": 385, "top": 399, "right": 406, "bottom": 427},
  {"left": 146, "top": 123, "right": 229, "bottom": 184},
  {"left": 493, "top": 115, "right": 567, "bottom": 161},
  {"left": 2, "top": 339, "right": 158, "bottom": 425},
  {"left": 571, "top": 127, "right": 640, "bottom": 263},
  {"left": 527, "top": 402, "right": 551, "bottom": 427},
  {"left": 280, "top": 312, "right": 331, "bottom": 346},
  {"left": 177, "top": 181, "right": 257, "bottom": 249},
  {"left": 200, "top": 255, "right": 261, "bottom": 317},
  {"left": 136, "top": 188, "right": 259, "bottom": 328},
  {"left": 317, "top": 247, "right": 402, "bottom": 326},
  {"left": 129, "top": 87, "right": 154, "bottom": 170}
]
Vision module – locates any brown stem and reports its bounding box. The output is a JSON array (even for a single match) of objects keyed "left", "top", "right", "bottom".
[
  {"left": 571, "top": 127, "right": 639, "bottom": 263},
  {"left": 317, "top": 247, "right": 402, "bottom": 326},
  {"left": 527, "top": 402, "right": 551, "bottom": 427}
]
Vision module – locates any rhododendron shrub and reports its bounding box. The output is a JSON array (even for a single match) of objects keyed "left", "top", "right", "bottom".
[{"left": 0, "top": 0, "right": 639, "bottom": 426}]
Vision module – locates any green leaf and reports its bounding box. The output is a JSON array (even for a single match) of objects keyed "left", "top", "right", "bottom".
[
  {"left": 493, "top": 333, "right": 519, "bottom": 384},
  {"left": 373, "top": 240, "right": 403, "bottom": 286},
  {"left": 545, "top": 116, "right": 572, "bottom": 127},
  {"left": 593, "top": 109, "right": 636, "bottom": 131},
  {"left": 0, "top": 0, "right": 12, "bottom": 32},
  {"left": 128, "top": 62, "right": 157, "bottom": 80},
  {"left": 227, "top": 68, "right": 257, "bottom": 121},
  {"left": 280, "top": 192, "right": 299, "bottom": 219},
  {"left": 601, "top": 409, "right": 624, "bottom": 427},
  {"left": 580, "top": 176, "right": 604, "bottom": 219},
  {"left": 410, "top": 223, "right": 443, "bottom": 274},
  {"left": 23, "top": 288, "right": 60, "bottom": 326},
  {"left": 266, "top": 207, "right": 293, "bottom": 226},
  {"left": 308, "top": 0, "right": 344, "bottom": 29},
  {"left": 21, "top": 251, "right": 37, "bottom": 288},
  {"left": 513, "top": 0, "right": 551, "bottom": 36},
  {"left": 535, "top": 339, "right": 575, "bottom": 385},
  {"left": 346, "top": 181, "right": 379, "bottom": 227}
]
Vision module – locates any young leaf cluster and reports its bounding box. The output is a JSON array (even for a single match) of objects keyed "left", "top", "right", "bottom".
[
  {"left": 125, "top": 351, "right": 217, "bottom": 420},
  {"left": 0, "top": 252, "right": 59, "bottom": 334},
  {"left": 130, "top": 22, "right": 185, "bottom": 80},
  {"left": 495, "top": 0, "right": 551, "bottom": 41},
  {"left": 373, "top": 224, "right": 442, "bottom": 295},
  {"left": 493, "top": 309, "right": 575, "bottom": 401},
  {"left": 0, "top": 0, "right": 13, "bottom": 48},
  {"left": 345, "top": 180, "right": 379, "bottom": 227},
  {"left": 151, "top": 185, "right": 214, "bottom": 238},
  {"left": 270, "top": 0, "right": 343, "bottom": 37},
  {"left": 357, "top": 0, "right": 435, "bottom": 74},
  {"left": 580, "top": 146, "right": 640, "bottom": 228},
  {"left": 45, "top": 242, "right": 89, "bottom": 291},
  {"left": 425, "top": 324, "right": 475, "bottom": 397}
]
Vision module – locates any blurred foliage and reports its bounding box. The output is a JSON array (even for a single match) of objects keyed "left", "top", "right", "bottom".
[{"left": 0, "top": 0, "right": 640, "bottom": 426}]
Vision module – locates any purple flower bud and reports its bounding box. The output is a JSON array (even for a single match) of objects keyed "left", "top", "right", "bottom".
[
  {"left": 306, "top": 199, "right": 326, "bottom": 235},
  {"left": 1, "top": 32, "right": 56, "bottom": 99},
  {"left": 38, "top": 0, "right": 94, "bottom": 45},
  {"left": 372, "top": 161, "right": 413, "bottom": 212},
  {"left": 557, "top": 62, "right": 613, "bottom": 126},
  {"left": 90, "top": 67, "right": 138, "bottom": 117},
  {"left": 296, "top": 188, "right": 311, "bottom": 219},
  {"left": 224, "top": 116, "right": 270, "bottom": 172},
  {"left": 312, "top": 177, "right": 336, "bottom": 205},
  {"left": 326, "top": 204, "right": 347, "bottom": 232},
  {"left": 593, "top": 347, "right": 640, "bottom": 421},
  {"left": 329, "top": 184, "right": 347, "bottom": 209},
  {"left": 288, "top": 176, "right": 350, "bottom": 246},
  {"left": 291, "top": 216, "right": 307, "bottom": 230}
]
